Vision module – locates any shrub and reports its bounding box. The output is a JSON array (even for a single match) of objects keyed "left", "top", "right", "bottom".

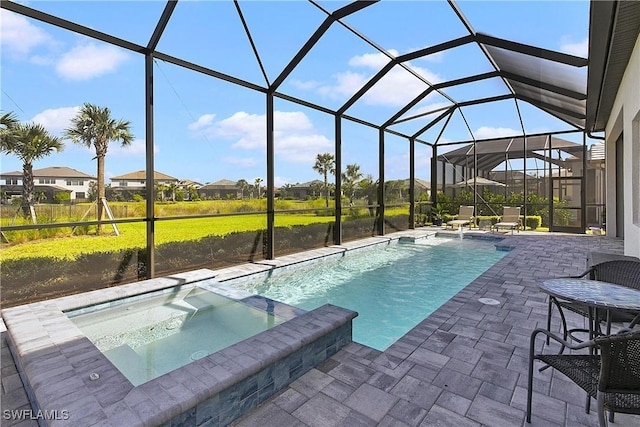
[
  {"left": 524, "top": 215, "right": 542, "bottom": 230},
  {"left": 53, "top": 193, "right": 71, "bottom": 204}
]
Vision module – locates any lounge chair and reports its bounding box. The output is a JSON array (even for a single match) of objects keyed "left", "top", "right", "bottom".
[
  {"left": 446, "top": 205, "right": 474, "bottom": 230},
  {"left": 492, "top": 206, "right": 521, "bottom": 234},
  {"left": 526, "top": 329, "right": 640, "bottom": 426}
]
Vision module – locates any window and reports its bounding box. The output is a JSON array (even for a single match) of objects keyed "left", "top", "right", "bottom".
[
  {"left": 6, "top": 178, "right": 19, "bottom": 185},
  {"left": 76, "top": 192, "right": 85, "bottom": 199},
  {"left": 119, "top": 181, "right": 128, "bottom": 187},
  {"left": 39, "top": 178, "right": 55, "bottom": 184},
  {"left": 66, "top": 179, "right": 85, "bottom": 186}
]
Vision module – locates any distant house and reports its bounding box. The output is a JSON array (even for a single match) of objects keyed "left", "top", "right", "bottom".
[
  {"left": 0, "top": 166, "right": 96, "bottom": 202},
  {"left": 110, "top": 170, "right": 179, "bottom": 189},
  {"left": 179, "top": 179, "right": 203, "bottom": 189},
  {"left": 199, "top": 179, "right": 241, "bottom": 200},
  {"left": 287, "top": 180, "right": 324, "bottom": 200},
  {"left": 107, "top": 170, "right": 180, "bottom": 201}
]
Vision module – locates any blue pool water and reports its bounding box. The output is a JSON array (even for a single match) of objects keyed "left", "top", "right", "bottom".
[
  {"left": 237, "top": 237, "right": 507, "bottom": 350},
  {"left": 69, "top": 287, "right": 283, "bottom": 385}
]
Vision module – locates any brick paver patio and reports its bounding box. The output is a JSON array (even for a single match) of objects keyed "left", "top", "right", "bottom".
[{"left": 2, "top": 232, "right": 636, "bottom": 426}]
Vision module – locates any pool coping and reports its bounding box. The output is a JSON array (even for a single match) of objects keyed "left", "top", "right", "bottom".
[{"left": 1, "top": 228, "right": 500, "bottom": 426}]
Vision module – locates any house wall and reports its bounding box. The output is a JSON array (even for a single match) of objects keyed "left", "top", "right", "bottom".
[
  {"left": 605, "top": 34, "right": 640, "bottom": 258},
  {"left": 2, "top": 177, "right": 93, "bottom": 200}
]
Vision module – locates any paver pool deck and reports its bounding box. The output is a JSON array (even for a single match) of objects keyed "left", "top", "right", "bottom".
[{"left": 1, "top": 230, "right": 636, "bottom": 426}]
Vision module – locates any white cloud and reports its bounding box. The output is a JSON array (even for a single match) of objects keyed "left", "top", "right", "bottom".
[
  {"left": 348, "top": 50, "right": 396, "bottom": 69},
  {"left": 560, "top": 37, "right": 588, "bottom": 58},
  {"left": 0, "top": 10, "right": 52, "bottom": 57},
  {"left": 295, "top": 50, "right": 443, "bottom": 107},
  {"left": 109, "top": 139, "right": 155, "bottom": 157},
  {"left": 222, "top": 156, "right": 259, "bottom": 168},
  {"left": 275, "top": 133, "right": 333, "bottom": 163},
  {"left": 188, "top": 114, "right": 216, "bottom": 131},
  {"left": 275, "top": 176, "right": 292, "bottom": 187},
  {"left": 410, "top": 101, "right": 453, "bottom": 117},
  {"left": 384, "top": 153, "right": 409, "bottom": 179},
  {"left": 419, "top": 51, "right": 445, "bottom": 63},
  {"left": 290, "top": 80, "right": 322, "bottom": 91},
  {"left": 189, "top": 110, "right": 332, "bottom": 164},
  {"left": 474, "top": 126, "right": 521, "bottom": 139},
  {"left": 56, "top": 42, "right": 129, "bottom": 80},
  {"left": 30, "top": 106, "right": 80, "bottom": 135}
]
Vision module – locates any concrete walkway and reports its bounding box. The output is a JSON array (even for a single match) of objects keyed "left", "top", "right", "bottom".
[{"left": 2, "top": 232, "right": 636, "bottom": 426}]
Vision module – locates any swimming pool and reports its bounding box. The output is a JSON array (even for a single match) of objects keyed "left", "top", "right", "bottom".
[{"left": 236, "top": 236, "right": 507, "bottom": 350}]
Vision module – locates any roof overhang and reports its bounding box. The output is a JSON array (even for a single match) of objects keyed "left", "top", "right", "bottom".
[{"left": 586, "top": 0, "right": 640, "bottom": 133}]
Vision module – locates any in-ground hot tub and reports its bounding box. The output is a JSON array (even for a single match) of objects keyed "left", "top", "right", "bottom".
[
  {"left": 67, "top": 286, "right": 286, "bottom": 386},
  {"left": 2, "top": 269, "right": 357, "bottom": 426}
]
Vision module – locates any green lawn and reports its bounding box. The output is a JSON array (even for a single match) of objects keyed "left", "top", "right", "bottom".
[{"left": 0, "top": 213, "right": 336, "bottom": 261}]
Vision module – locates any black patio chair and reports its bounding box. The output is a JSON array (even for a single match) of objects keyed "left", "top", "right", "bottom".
[
  {"left": 546, "top": 260, "right": 640, "bottom": 342},
  {"left": 527, "top": 328, "right": 640, "bottom": 426}
]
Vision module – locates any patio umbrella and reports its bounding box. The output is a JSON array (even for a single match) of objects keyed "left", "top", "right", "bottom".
[{"left": 449, "top": 177, "right": 507, "bottom": 188}]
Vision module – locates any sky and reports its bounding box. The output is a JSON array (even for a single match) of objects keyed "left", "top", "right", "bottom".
[{"left": 1, "top": 0, "right": 596, "bottom": 187}]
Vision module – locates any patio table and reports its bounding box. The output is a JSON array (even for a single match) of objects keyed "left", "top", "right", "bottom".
[{"left": 540, "top": 278, "right": 640, "bottom": 342}]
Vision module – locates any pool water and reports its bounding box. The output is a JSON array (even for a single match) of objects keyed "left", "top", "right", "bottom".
[
  {"left": 68, "top": 287, "right": 283, "bottom": 385},
  {"left": 237, "top": 237, "right": 507, "bottom": 350}
]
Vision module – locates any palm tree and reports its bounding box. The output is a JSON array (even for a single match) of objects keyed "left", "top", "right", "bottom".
[
  {"left": 342, "top": 163, "right": 363, "bottom": 205},
  {"left": 64, "top": 103, "right": 133, "bottom": 233},
  {"left": 0, "top": 120, "right": 64, "bottom": 222},
  {"left": 236, "top": 179, "right": 251, "bottom": 200},
  {"left": 168, "top": 182, "right": 178, "bottom": 202},
  {"left": 186, "top": 184, "right": 199, "bottom": 201},
  {"left": 254, "top": 177, "right": 263, "bottom": 198},
  {"left": 34, "top": 190, "right": 47, "bottom": 204},
  {"left": 357, "top": 175, "right": 378, "bottom": 216},
  {"left": 155, "top": 182, "right": 168, "bottom": 202},
  {"left": 1, "top": 111, "right": 19, "bottom": 142},
  {"left": 313, "top": 153, "right": 335, "bottom": 208}
]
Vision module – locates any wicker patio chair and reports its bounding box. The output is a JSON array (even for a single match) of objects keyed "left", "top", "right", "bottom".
[
  {"left": 526, "top": 328, "right": 640, "bottom": 426},
  {"left": 546, "top": 260, "right": 640, "bottom": 342}
]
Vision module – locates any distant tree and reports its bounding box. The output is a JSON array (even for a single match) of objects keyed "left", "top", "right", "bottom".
[
  {"left": 155, "top": 182, "right": 168, "bottom": 201},
  {"left": 313, "top": 153, "right": 335, "bottom": 208},
  {"left": 236, "top": 179, "right": 251, "bottom": 200},
  {"left": 309, "top": 181, "right": 323, "bottom": 199},
  {"left": 279, "top": 183, "right": 293, "bottom": 199},
  {"left": 174, "top": 187, "right": 185, "bottom": 202},
  {"left": 87, "top": 181, "right": 98, "bottom": 202},
  {"left": 342, "top": 164, "right": 363, "bottom": 205},
  {"left": 53, "top": 192, "right": 70, "bottom": 204},
  {"left": 34, "top": 191, "right": 47, "bottom": 204},
  {"left": 168, "top": 182, "right": 178, "bottom": 202},
  {"left": 0, "top": 119, "right": 64, "bottom": 222},
  {"left": 384, "top": 179, "right": 407, "bottom": 203},
  {"left": 357, "top": 175, "right": 378, "bottom": 216},
  {"left": 186, "top": 184, "right": 200, "bottom": 201},
  {"left": 254, "top": 177, "right": 263, "bottom": 198},
  {"left": 64, "top": 103, "right": 133, "bottom": 233}
]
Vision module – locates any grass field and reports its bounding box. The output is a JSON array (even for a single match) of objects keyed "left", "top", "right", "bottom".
[
  {"left": 0, "top": 214, "right": 338, "bottom": 261},
  {"left": 1, "top": 203, "right": 410, "bottom": 261}
]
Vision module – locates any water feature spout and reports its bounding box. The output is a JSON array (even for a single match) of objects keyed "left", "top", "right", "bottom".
[{"left": 458, "top": 226, "right": 464, "bottom": 240}]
